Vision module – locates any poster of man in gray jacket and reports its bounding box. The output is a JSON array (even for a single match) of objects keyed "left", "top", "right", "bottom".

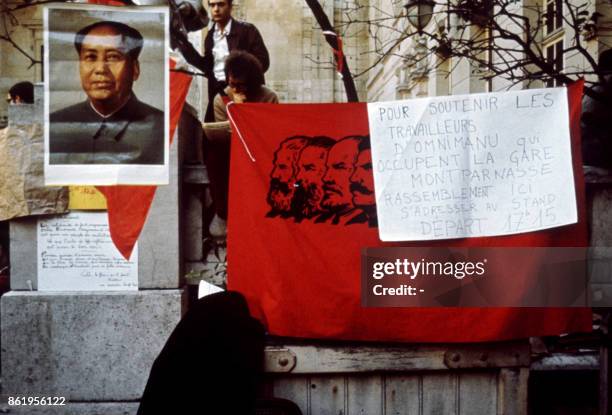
[{"left": 44, "top": 5, "right": 169, "bottom": 185}]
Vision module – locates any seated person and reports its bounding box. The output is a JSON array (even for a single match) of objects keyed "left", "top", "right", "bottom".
[
  {"left": 205, "top": 51, "right": 278, "bottom": 237},
  {"left": 213, "top": 50, "right": 278, "bottom": 122}
]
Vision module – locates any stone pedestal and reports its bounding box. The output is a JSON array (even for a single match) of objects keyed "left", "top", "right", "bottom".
[
  {"left": 2, "top": 83, "right": 186, "bottom": 415},
  {"left": 1, "top": 291, "right": 185, "bottom": 400},
  {"left": 0, "top": 402, "right": 139, "bottom": 415}
]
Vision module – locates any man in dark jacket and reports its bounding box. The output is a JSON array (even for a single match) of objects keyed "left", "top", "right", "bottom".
[{"left": 178, "top": 0, "right": 270, "bottom": 121}]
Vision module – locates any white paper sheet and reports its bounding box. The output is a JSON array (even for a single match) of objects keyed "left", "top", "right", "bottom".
[
  {"left": 367, "top": 87, "right": 577, "bottom": 241},
  {"left": 37, "top": 211, "right": 138, "bottom": 291}
]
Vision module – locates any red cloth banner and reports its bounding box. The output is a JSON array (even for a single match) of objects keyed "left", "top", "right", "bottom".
[
  {"left": 96, "top": 61, "right": 192, "bottom": 260},
  {"left": 88, "top": 0, "right": 193, "bottom": 259},
  {"left": 227, "top": 82, "right": 591, "bottom": 342}
]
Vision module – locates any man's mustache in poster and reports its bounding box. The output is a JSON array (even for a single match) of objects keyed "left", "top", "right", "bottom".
[
  {"left": 350, "top": 182, "right": 373, "bottom": 195},
  {"left": 323, "top": 184, "right": 342, "bottom": 196}
]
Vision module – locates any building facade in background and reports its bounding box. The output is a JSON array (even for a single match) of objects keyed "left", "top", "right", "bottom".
[
  {"left": 1, "top": 0, "right": 611, "bottom": 116},
  {"left": 365, "top": 0, "right": 612, "bottom": 101},
  {"left": 1, "top": 3, "right": 42, "bottom": 127}
]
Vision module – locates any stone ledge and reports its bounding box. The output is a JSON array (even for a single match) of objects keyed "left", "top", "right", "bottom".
[
  {"left": 1, "top": 290, "right": 185, "bottom": 401},
  {"left": 0, "top": 401, "right": 138, "bottom": 415}
]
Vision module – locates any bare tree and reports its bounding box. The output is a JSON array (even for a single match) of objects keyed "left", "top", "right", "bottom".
[
  {"left": 337, "top": 0, "right": 612, "bottom": 100},
  {"left": 0, "top": 1, "right": 59, "bottom": 68},
  {"left": 1, "top": 0, "right": 363, "bottom": 101},
  {"left": 7, "top": 0, "right": 609, "bottom": 102}
]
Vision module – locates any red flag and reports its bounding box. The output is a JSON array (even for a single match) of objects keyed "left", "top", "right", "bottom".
[
  {"left": 226, "top": 82, "right": 591, "bottom": 342},
  {"left": 87, "top": 0, "right": 193, "bottom": 259},
  {"left": 96, "top": 61, "right": 192, "bottom": 260}
]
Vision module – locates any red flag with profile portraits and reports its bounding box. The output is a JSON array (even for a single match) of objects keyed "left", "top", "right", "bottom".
[{"left": 226, "top": 82, "right": 591, "bottom": 342}]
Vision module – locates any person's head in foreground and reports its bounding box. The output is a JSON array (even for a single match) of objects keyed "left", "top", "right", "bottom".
[{"left": 74, "top": 21, "right": 143, "bottom": 116}]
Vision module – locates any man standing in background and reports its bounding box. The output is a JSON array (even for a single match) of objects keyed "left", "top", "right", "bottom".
[{"left": 179, "top": 0, "right": 270, "bottom": 121}]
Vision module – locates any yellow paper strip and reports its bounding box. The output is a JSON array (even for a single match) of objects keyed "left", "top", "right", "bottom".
[{"left": 68, "top": 186, "right": 107, "bottom": 210}]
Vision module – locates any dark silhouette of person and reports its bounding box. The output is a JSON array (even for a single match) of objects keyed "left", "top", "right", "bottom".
[{"left": 137, "top": 291, "right": 265, "bottom": 415}]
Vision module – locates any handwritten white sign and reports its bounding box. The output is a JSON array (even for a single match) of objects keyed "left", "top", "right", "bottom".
[
  {"left": 37, "top": 212, "right": 138, "bottom": 291},
  {"left": 367, "top": 87, "right": 577, "bottom": 241}
]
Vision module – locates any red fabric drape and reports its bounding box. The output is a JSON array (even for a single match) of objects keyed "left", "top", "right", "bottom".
[
  {"left": 226, "top": 82, "right": 591, "bottom": 342},
  {"left": 86, "top": 0, "right": 193, "bottom": 259},
  {"left": 96, "top": 63, "right": 192, "bottom": 259}
]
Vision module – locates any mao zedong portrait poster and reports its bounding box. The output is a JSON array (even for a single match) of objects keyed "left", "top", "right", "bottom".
[{"left": 44, "top": 5, "right": 169, "bottom": 186}]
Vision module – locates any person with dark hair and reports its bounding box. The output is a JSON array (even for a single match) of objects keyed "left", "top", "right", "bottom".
[
  {"left": 7, "top": 81, "right": 34, "bottom": 104},
  {"left": 74, "top": 21, "right": 144, "bottom": 61},
  {"left": 175, "top": 0, "right": 270, "bottom": 122},
  {"left": 212, "top": 50, "right": 277, "bottom": 121},
  {"left": 205, "top": 51, "right": 278, "bottom": 237},
  {"left": 137, "top": 291, "right": 265, "bottom": 415},
  {"left": 49, "top": 21, "right": 164, "bottom": 165}
]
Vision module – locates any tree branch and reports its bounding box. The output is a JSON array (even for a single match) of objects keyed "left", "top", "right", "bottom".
[{"left": 0, "top": 11, "right": 40, "bottom": 68}]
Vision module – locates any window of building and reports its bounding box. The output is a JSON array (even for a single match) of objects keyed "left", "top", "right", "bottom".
[
  {"left": 542, "top": 0, "right": 564, "bottom": 87},
  {"left": 544, "top": 0, "right": 563, "bottom": 36},
  {"left": 544, "top": 37, "right": 564, "bottom": 87}
]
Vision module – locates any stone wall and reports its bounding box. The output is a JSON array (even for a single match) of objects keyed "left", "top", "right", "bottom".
[{"left": 2, "top": 82, "right": 185, "bottom": 414}]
